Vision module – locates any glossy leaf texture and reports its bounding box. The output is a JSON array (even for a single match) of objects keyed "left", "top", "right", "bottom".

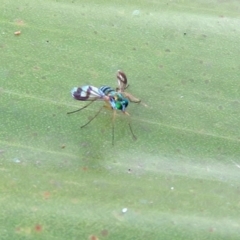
[{"left": 1, "top": 0, "right": 240, "bottom": 239}]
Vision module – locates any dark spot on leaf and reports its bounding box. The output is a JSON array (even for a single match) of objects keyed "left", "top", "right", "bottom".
[
  {"left": 101, "top": 229, "right": 108, "bottom": 236},
  {"left": 15, "top": 227, "right": 21, "bottom": 233},
  {"left": 61, "top": 144, "right": 65, "bottom": 149},
  {"left": 165, "top": 49, "right": 171, "bottom": 52},
  {"left": 32, "top": 132, "right": 38, "bottom": 137},
  {"left": 159, "top": 65, "right": 164, "bottom": 68},
  {"left": 100, "top": 128, "right": 106, "bottom": 134},
  {"left": 33, "top": 66, "right": 41, "bottom": 71},
  {"left": 16, "top": 19, "right": 25, "bottom": 25},
  {"left": 209, "top": 227, "right": 215, "bottom": 232},
  {"left": 231, "top": 100, "right": 239, "bottom": 106},
  {"left": 35, "top": 224, "right": 42, "bottom": 232},
  {"left": 89, "top": 235, "right": 99, "bottom": 240},
  {"left": 218, "top": 105, "right": 223, "bottom": 110},
  {"left": 183, "top": 32, "right": 186, "bottom": 35},
  {"left": 46, "top": 40, "right": 49, "bottom": 43},
  {"left": 176, "top": 148, "right": 181, "bottom": 153},
  {"left": 181, "top": 80, "right": 186, "bottom": 85},
  {"left": 205, "top": 79, "right": 210, "bottom": 84},
  {"left": 202, "top": 34, "right": 207, "bottom": 38},
  {"left": 43, "top": 191, "right": 50, "bottom": 200},
  {"left": 132, "top": 47, "right": 136, "bottom": 50},
  {"left": 80, "top": 142, "right": 89, "bottom": 147}
]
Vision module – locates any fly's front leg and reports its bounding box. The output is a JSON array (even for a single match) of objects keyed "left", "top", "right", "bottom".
[
  {"left": 111, "top": 109, "right": 117, "bottom": 146},
  {"left": 123, "top": 92, "right": 148, "bottom": 107},
  {"left": 122, "top": 92, "right": 141, "bottom": 103}
]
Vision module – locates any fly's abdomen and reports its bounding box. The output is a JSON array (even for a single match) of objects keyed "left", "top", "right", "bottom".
[{"left": 100, "top": 86, "right": 115, "bottom": 96}]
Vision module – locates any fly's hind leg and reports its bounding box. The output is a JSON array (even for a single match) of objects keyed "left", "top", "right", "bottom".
[{"left": 81, "top": 106, "right": 104, "bottom": 128}]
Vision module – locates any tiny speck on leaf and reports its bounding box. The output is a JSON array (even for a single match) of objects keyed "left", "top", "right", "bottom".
[
  {"left": 132, "top": 10, "right": 140, "bottom": 16},
  {"left": 16, "top": 19, "right": 25, "bottom": 25},
  {"left": 43, "top": 191, "right": 50, "bottom": 199},
  {"left": 34, "top": 224, "right": 42, "bottom": 232},
  {"left": 14, "top": 31, "right": 21, "bottom": 35},
  {"left": 89, "top": 235, "right": 99, "bottom": 240},
  {"left": 13, "top": 158, "right": 21, "bottom": 163},
  {"left": 122, "top": 208, "right": 128, "bottom": 213},
  {"left": 205, "top": 79, "right": 210, "bottom": 84},
  {"left": 101, "top": 229, "right": 108, "bottom": 236},
  {"left": 209, "top": 227, "right": 215, "bottom": 232}
]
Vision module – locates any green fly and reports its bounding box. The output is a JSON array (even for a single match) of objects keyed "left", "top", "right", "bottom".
[{"left": 67, "top": 70, "right": 142, "bottom": 145}]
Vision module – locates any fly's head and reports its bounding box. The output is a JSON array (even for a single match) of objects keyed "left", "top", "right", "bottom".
[{"left": 109, "top": 93, "right": 129, "bottom": 112}]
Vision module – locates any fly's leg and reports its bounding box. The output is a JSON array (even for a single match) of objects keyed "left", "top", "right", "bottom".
[
  {"left": 81, "top": 106, "right": 104, "bottom": 128},
  {"left": 111, "top": 110, "right": 117, "bottom": 146},
  {"left": 67, "top": 100, "right": 96, "bottom": 114}
]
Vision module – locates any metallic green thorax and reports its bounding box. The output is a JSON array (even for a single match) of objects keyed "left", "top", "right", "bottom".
[{"left": 100, "top": 86, "right": 129, "bottom": 111}]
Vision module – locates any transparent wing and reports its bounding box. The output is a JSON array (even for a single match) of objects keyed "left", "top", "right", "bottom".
[
  {"left": 71, "top": 85, "right": 105, "bottom": 101},
  {"left": 117, "top": 70, "right": 128, "bottom": 92}
]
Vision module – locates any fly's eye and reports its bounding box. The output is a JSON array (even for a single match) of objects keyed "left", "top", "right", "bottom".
[
  {"left": 115, "top": 102, "right": 122, "bottom": 110},
  {"left": 123, "top": 100, "right": 128, "bottom": 108}
]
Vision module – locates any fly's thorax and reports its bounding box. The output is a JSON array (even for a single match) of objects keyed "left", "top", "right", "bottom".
[
  {"left": 99, "top": 86, "right": 129, "bottom": 112},
  {"left": 110, "top": 92, "right": 129, "bottom": 112}
]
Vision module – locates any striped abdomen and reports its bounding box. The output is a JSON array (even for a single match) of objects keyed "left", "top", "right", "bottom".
[{"left": 100, "top": 86, "right": 116, "bottom": 97}]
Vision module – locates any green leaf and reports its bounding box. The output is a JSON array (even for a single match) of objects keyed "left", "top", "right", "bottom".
[{"left": 1, "top": 0, "right": 240, "bottom": 239}]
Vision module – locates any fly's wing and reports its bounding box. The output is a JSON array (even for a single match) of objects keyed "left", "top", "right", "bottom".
[
  {"left": 117, "top": 70, "right": 128, "bottom": 92},
  {"left": 71, "top": 86, "right": 105, "bottom": 101}
]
